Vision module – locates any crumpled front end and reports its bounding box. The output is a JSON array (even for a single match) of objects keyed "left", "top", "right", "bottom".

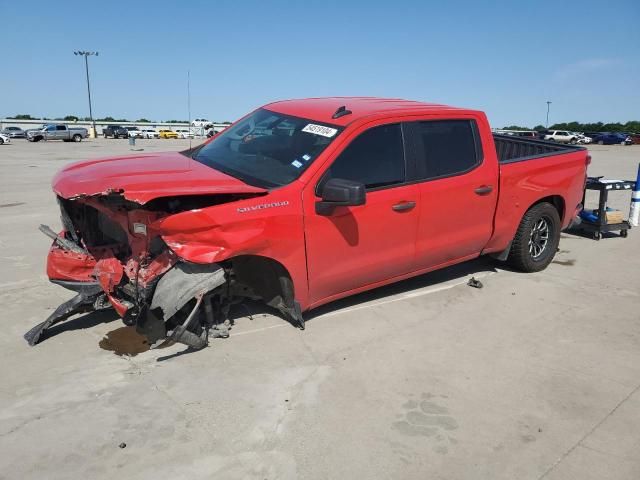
[{"left": 27, "top": 193, "right": 252, "bottom": 348}]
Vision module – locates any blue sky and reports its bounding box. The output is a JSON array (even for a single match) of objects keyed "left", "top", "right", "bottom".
[{"left": 2, "top": 0, "right": 638, "bottom": 127}]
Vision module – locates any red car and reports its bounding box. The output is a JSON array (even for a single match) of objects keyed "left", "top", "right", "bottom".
[{"left": 27, "top": 98, "right": 589, "bottom": 349}]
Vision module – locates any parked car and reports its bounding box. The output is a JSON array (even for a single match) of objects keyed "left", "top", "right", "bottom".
[
  {"left": 1, "top": 126, "right": 26, "bottom": 138},
  {"left": 126, "top": 127, "right": 144, "bottom": 138},
  {"left": 26, "top": 124, "right": 88, "bottom": 142},
  {"left": 592, "top": 133, "right": 632, "bottom": 145},
  {"left": 0, "top": 133, "right": 10, "bottom": 145},
  {"left": 191, "top": 118, "right": 210, "bottom": 127},
  {"left": 544, "top": 130, "right": 579, "bottom": 144},
  {"left": 142, "top": 129, "right": 159, "bottom": 139},
  {"left": 102, "top": 125, "right": 129, "bottom": 139},
  {"left": 536, "top": 130, "right": 549, "bottom": 140},
  {"left": 574, "top": 133, "right": 592, "bottom": 144},
  {"left": 627, "top": 133, "right": 640, "bottom": 145},
  {"left": 29, "top": 97, "right": 589, "bottom": 349},
  {"left": 175, "top": 129, "right": 195, "bottom": 139},
  {"left": 159, "top": 129, "right": 178, "bottom": 139}
]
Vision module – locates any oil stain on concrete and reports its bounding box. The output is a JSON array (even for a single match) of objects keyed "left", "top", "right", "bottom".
[{"left": 99, "top": 326, "right": 152, "bottom": 356}]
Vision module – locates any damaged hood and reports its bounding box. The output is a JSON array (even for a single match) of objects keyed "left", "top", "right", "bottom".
[{"left": 53, "top": 151, "right": 266, "bottom": 204}]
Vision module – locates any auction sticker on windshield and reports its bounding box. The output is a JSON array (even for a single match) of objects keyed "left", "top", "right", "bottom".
[{"left": 302, "top": 124, "right": 338, "bottom": 138}]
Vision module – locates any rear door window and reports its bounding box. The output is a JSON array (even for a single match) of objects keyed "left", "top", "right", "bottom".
[{"left": 406, "top": 120, "right": 482, "bottom": 181}]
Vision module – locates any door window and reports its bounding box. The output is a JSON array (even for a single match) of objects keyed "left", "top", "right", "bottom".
[
  {"left": 320, "top": 123, "right": 405, "bottom": 191},
  {"left": 56, "top": 125, "right": 66, "bottom": 131},
  {"left": 408, "top": 120, "right": 481, "bottom": 180}
]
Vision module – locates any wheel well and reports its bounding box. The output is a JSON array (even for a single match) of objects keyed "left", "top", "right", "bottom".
[
  {"left": 227, "top": 255, "right": 297, "bottom": 317},
  {"left": 532, "top": 195, "right": 565, "bottom": 221}
]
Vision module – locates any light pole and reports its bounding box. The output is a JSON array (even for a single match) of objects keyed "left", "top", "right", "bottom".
[
  {"left": 73, "top": 51, "right": 98, "bottom": 137},
  {"left": 546, "top": 101, "right": 552, "bottom": 128}
]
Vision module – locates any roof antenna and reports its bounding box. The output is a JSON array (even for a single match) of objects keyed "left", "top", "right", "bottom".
[{"left": 332, "top": 105, "right": 352, "bottom": 119}]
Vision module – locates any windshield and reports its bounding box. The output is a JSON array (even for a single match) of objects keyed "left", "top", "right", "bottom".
[{"left": 192, "top": 109, "right": 342, "bottom": 188}]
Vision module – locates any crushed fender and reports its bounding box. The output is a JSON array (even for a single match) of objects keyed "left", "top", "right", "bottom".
[{"left": 27, "top": 190, "right": 299, "bottom": 351}]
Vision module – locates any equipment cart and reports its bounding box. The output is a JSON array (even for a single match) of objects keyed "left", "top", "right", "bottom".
[{"left": 579, "top": 177, "right": 634, "bottom": 240}]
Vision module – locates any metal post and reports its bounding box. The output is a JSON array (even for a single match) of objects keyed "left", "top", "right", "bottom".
[
  {"left": 84, "top": 55, "right": 96, "bottom": 137},
  {"left": 74, "top": 51, "right": 98, "bottom": 138},
  {"left": 546, "top": 101, "right": 552, "bottom": 128}
]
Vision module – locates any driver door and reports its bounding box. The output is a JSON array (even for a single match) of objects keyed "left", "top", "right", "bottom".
[
  {"left": 44, "top": 125, "right": 56, "bottom": 140},
  {"left": 303, "top": 123, "right": 419, "bottom": 306}
]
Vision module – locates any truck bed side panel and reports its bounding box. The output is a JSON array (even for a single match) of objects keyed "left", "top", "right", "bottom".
[{"left": 484, "top": 150, "right": 587, "bottom": 253}]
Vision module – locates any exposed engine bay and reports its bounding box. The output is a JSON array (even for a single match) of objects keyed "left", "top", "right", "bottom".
[{"left": 26, "top": 192, "right": 304, "bottom": 350}]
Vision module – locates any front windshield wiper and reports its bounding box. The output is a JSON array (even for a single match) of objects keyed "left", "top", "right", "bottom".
[{"left": 181, "top": 143, "right": 206, "bottom": 159}]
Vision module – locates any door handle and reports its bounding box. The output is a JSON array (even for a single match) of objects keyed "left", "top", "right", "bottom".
[
  {"left": 392, "top": 201, "right": 416, "bottom": 212},
  {"left": 474, "top": 185, "right": 493, "bottom": 195}
]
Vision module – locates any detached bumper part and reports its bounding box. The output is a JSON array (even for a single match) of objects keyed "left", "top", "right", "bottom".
[{"left": 24, "top": 283, "right": 102, "bottom": 346}]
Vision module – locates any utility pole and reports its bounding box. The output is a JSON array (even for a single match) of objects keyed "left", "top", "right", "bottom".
[
  {"left": 74, "top": 51, "right": 98, "bottom": 137},
  {"left": 187, "top": 70, "right": 192, "bottom": 149},
  {"left": 546, "top": 101, "right": 552, "bottom": 128}
]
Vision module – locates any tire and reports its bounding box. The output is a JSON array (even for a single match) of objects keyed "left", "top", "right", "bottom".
[
  {"left": 73, "top": 134, "right": 82, "bottom": 142},
  {"left": 598, "top": 140, "right": 604, "bottom": 145},
  {"left": 0, "top": 138, "right": 4, "bottom": 145},
  {"left": 570, "top": 138, "right": 577, "bottom": 144},
  {"left": 507, "top": 202, "right": 561, "bottom": 272}
]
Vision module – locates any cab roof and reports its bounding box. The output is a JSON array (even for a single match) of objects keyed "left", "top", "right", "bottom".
[{"left": 264, "top": 97, "right": 474, "bottom": 126}]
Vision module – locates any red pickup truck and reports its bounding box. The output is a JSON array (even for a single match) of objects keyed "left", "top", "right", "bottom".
[{"left": 26, "top": 98, "right": 589, "bottom": 349}]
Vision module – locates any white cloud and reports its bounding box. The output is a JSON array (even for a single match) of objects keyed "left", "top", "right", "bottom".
[{"left": 554, "top": 58, "right": 623, "bottom": 81}]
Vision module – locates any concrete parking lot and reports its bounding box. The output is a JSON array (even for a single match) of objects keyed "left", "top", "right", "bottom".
[{"left": 0, "top": 138, "right": 639, "bottom": 479}]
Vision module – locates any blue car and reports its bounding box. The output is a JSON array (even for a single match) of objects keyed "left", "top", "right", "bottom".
[{"left": 593, "top": 133, "right": 632, "bottom": 145}]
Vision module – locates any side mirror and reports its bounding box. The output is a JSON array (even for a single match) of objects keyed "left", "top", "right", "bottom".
[{"left": 316, "top": 178, "right": 366, "bottom": 216}]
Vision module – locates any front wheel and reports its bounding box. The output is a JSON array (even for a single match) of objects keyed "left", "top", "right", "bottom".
[
  {"left": 0, "top": 138, "right": 4, "bottom": 145},
  {"left": 598, "top": 140, "right": 604, "bottom": 145},
  {"left": 507, "top": 202, "right": 561, "bottom": 272}
]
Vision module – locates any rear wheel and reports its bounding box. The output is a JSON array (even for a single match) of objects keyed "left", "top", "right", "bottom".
[
  {"left": 73, "top": 134, "right": 82, "bottom": 142},
  {"left": 507, "top": 202, "right": 561, "bottom": 272},
  {"left": 0, "top": 138, "right": 4, "bottom": 145},
  {"left": 598, "top": 140, "right": 604, "bottom": 145}
]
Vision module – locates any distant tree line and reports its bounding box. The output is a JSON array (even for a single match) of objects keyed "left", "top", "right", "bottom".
[
  {"left": 7, "top": 114, "right": 232, "bottom": 124},
  {"left": 502, "top": 121, "right": 640, "bottom": 133}
]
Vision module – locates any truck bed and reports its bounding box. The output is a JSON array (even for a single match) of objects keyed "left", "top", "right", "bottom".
[
  {"left": 484, "top": 135, "right": 589, "bottom": 256},
  {"left": 493, "top": 134, "right": 584, "bottom": 163}
]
